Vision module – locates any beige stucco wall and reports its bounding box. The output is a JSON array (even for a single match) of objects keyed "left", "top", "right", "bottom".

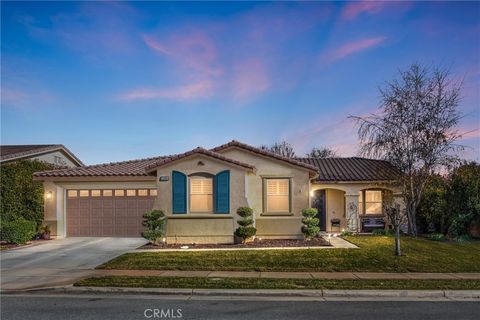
[
  {"left": 218, "top": 148, "right": 311, "bottom": 239},
  {"left": 152, "top": 154, "right": 249, "bottom": 243},
  {"left": 325, "top": 189, "right": 346, "bottom": 232},
  {"left": 166, "top": 216, "right": 235, "bottom": 244},
  {"left": 311, "top": 182, "right": 403, "bottom": 233}
]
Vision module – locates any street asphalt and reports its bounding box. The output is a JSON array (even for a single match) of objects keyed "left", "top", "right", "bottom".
[{"left": 1, "top": 293, "right": 479, "bottom": 320}]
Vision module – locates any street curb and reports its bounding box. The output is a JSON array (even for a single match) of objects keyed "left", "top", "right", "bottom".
[{"left": 2, "top": 286, "right": 480, "bottom": 299}]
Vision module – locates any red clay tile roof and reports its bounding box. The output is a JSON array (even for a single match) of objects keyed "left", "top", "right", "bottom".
[
  {"left": 1, "top": 144, "right": 84, "bottom": 166},
  {"left": 32, "top": 141, "right": 400, "bottom": 182},
  {"left": 145, "top": 147, "right": 256, "bottom": 173},
  {"left": 211, "top": 140, "right": 319, "bottom": 172},
  {"left": 33, "top": 155, "right": 168, "bottom": 178},
  {"left": 296, "top": 157, "right": 400, "bottom": 182}
]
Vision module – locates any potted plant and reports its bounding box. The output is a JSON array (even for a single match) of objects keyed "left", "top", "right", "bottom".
[{"left": 39, "top": 224, "right": 51, "bottom": 240}]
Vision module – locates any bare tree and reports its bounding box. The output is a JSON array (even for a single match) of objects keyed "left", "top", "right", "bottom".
[
  {"left": 384, "top": 203, "right": 407, "bottom": 256},
  {"left": 350, "top": 64, "right": 463, "bottom": 236},
  {"left": 308, "top": 147, "right": 338, "bottom": 159},
  {"left": 268, "top": 141, "right": 296, "bottom": 158}
]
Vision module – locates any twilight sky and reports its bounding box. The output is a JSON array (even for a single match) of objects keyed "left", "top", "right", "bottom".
[{"left": 1, "top": 1, "right": 479, "bottom": 165}]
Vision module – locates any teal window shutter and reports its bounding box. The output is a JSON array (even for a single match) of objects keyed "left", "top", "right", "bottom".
[
  {"left": 214, "top": 170, "right": 230, "bottom": 213},
  {"left": 172, "top": 171, "right": 187, "bottom": 214}
]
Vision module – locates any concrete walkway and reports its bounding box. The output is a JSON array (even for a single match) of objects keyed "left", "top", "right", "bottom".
[{"left": 92, "top": 269, "right": 480, "bottom": 280}]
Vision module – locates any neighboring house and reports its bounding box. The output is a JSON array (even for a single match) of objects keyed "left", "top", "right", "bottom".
[
  {"left": 0, "top": 144, "right": 83, "bottom": 168},
  {"left": 33, "top": 140, "right": 402, "bottom": 242}
]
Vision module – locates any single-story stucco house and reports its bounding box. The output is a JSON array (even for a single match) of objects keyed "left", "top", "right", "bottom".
[
  {"left": 33, "top": 140, "right": 403, "bottom": 243},
  {"left": 1, "top": 144, "right": 83, "bottom": 168}
]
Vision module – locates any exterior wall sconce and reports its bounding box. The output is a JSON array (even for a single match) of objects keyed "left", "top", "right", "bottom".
[{"left": 46, "top": 191, "right": 53, "bottom": 200}]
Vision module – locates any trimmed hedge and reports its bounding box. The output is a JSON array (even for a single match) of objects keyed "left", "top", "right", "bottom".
[
  {"left": 0, "top": 160, "right": 55, "bottom": 227},
  {"left": 0, "top": 218, "right": 37, "bottom": 244}
]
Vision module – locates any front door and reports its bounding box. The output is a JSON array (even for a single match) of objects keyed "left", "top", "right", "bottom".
[{"left": 311, "top": 189, "right": 326, "bottom": 231}]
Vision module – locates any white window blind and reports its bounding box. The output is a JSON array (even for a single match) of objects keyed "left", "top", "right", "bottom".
[
  {"left": 190, "top": 178, "right": 213, "bottom": 212},
  {"left": 266, "top": 179, "right": 290, "bottom": 213}
]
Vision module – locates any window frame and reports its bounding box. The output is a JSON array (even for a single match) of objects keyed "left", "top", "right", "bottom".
[
  {"left": 263, "top": 178, "right": 292, "bottom": 214},
  {"left": 362, "top": 190, "right": 383, "bottom": 215},
  {"left": 189, "top": 176, "right": 214, "bottom": 213}
]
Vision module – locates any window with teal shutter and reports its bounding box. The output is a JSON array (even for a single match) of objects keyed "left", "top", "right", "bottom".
[
  {"left": 214, "top": 170, "right": 230, "bottom": 213},
  {"left": 172, "top": 171, "right": 187, "bottom": 214}
]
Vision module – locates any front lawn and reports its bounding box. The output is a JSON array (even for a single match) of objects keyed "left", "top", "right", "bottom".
[
  {"left": 75, "top": 276, "right": 480, "bottom": 290},
  {"left": 98, "top": 236, "right": 480, "bottom": 272}
]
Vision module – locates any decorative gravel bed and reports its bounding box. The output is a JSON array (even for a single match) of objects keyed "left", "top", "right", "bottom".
[{"left": 139, "top": 237, "right": 331, "bottom": 249}]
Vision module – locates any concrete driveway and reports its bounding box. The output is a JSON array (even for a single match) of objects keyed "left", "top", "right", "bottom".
[{"left": 0, "top": 237, "right": 146, "bottom": 291}]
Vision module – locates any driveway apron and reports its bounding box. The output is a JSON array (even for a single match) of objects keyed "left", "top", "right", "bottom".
[{"left": 0, "top": 237, "right": 146, "bottom": 291}]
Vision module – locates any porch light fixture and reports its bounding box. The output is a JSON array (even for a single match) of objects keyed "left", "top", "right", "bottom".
[
  {"left": 46, "top": 191, "right": 53, "bottom": 200},
  {"left": 310, "top": 190, "right": 314, "bottom": 197}
]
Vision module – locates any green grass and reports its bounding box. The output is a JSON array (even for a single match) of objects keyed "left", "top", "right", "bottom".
[
  {"left": 75, "top": 276, "right": 480, "bottom": 290},
  {"left": 98, "top": 236, "right": 480, "bottom": 273}
]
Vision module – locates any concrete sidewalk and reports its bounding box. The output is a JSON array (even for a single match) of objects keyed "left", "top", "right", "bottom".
[{"left": 92, "top": 269, "right": 480, "bottom": 280}]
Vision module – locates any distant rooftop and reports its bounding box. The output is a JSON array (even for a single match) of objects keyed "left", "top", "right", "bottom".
[{"left": 0, "top": 144, "right": 84, "bottom": 166}]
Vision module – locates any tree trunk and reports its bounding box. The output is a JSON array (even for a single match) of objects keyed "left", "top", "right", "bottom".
[
  {"left": 406, "top": 203, "right": 418, "bottom": 237},
  {"left": 394, "top": 227, "right": 401, "bottom": 256}
]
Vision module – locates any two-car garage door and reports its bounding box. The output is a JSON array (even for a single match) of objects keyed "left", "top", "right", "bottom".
[{"left": 66, "top": 189, "right": 157, "bottom": 237}]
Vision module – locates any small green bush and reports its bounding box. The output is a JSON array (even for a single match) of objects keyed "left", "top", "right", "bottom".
[
  {"left": 237, "top": 219, "right": 254, "bottom": 227},
  {"left": 301, "top": 208, "right": 320, "bottom": 239},
  {"left": 235, "top": 226, "right": 257, "bottom": 240},
  {"left": 427, "top": 233, "right": 445, "bottom": 241},
  {"left": 385, "top": 229, "right": 395, "bottom": 236},
  {"left": 234, "top": 207, "right": 256, "bottom": 243},
  {"left": 236, "top": 207, "right": 253, "bottom": 218},
  {"left": 141, "top": 210, "right": 166, "bottom": 245},
  {"left": 454, "top": 234, "right": 472, "bottom": 242},
  {"left": 340, "top": 229, "right": 353, "bottom": 237},
  {"left": 372, "top": 229, "right": 386, "bottom": 236},
  {"left": 0, "top": 218, "right": 37, "bottom": 244}
]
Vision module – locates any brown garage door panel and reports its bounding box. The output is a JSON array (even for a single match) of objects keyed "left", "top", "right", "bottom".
[{"left": 66, "top": 190, "right": 155, "bottom": 237}]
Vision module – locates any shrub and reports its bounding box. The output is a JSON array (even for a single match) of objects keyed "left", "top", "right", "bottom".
[
  {"left": 427, "top": 233, "right": 445, "bottom": 241},
  {"left": 454, "top": 234, "right": 472, "bottom": 242},
  {"left": 385, "top": 229, "right": 395, "bottom": 236},
  {"left": 0, "top": 160, "right": 56, "bottom": 227},
  {"left": 234, "top": 207, "right": 256, "bottom": 243},
  {"left": 0, "top": 218, "right": 37, "bottom": 244},
  {"left": 447, "top": 163, "right": 480, "bottom": 237},
  {"left": 340, "top": 229, "right": 353, "bottom": 237},
  {"left": 141, "top": 210, "right": 166, "bottom": 245},
  {"left": 301, "top": 208, "right": 320, "bottom": 239},
  {"left": 417, "top": 175, "right": 448, "bottom": 234},
  {"left": 372, "top": 229, "right": 386, "bottom": 236}
]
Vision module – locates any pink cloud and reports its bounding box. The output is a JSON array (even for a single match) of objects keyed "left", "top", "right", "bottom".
[
  {"left": 461, "top": 129, "right": 480, "bottom": 140},
  {"left": 1, "top": 87, "right": 28, "bottom": 105},
  {"left": 341, "top": 1, "right": 388, "bottom": 21},
  {"left": 1, "top": 86, "right": 57, "bottom": 108},
  {"left": 119, "top": 80, "right": 214, "bottom": 102},
  {"left": 231, "top": 59, "right": 270, "bottom": 101},
  {"left": 324, "top": 36, "right": 386, "bottom": 62},
  {"left": 142, "top": 31, "right": 222, "bottom": 77},
  {"left": 341, "top": 1, "right": 413, "bottom": 21}
]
